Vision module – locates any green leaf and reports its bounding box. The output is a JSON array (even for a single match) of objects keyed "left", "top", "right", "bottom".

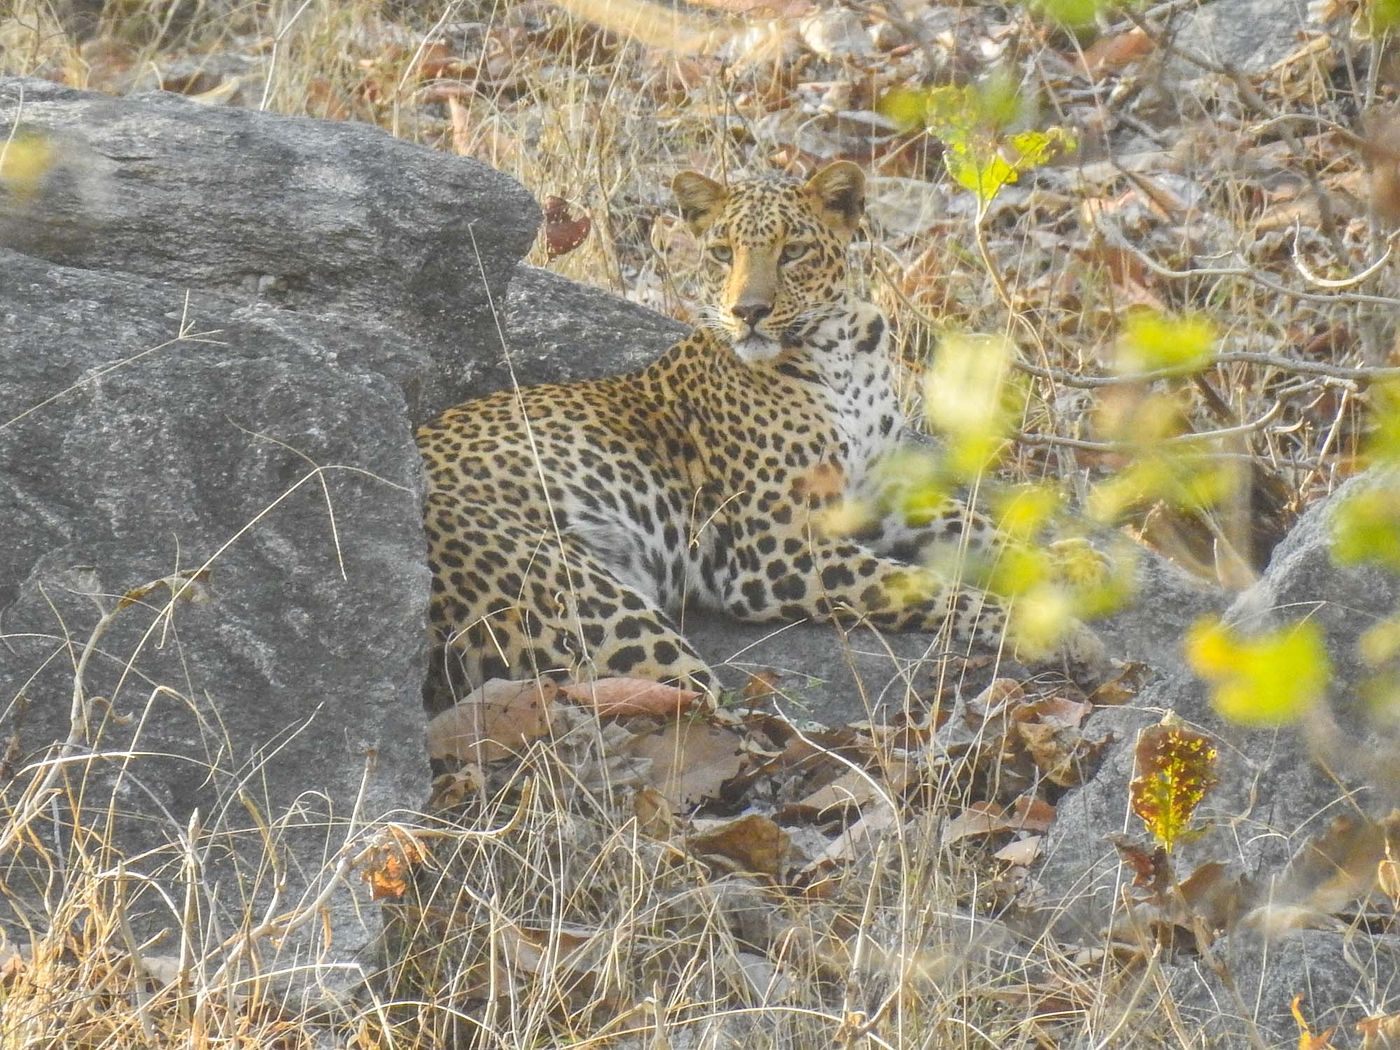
[
  {"left": 1186, "top": 618, "right": 1331, "bottom": 727},
  {"left": 878, "top": 86, "right": 934, "bottom": 133},
  {"left": 1332, "top": 485, "right": 1400, "bottom": 572},
  {"left": 1032, "top": 0, "right": 1111, "bottom": 27},
  {"left": 945, "top": 149, "right": 1019, "bottom": 204},
  {"left": 1363, "top": 379, "right": 1400, "bottom": 464},
  {"left": 922, "top": 333, "right": 1019, "bottom": 478},
  {"left": 1368, "top": 0, "right": 1400, "bottom": 33},
  {"left": 1118, "top": 310, "right": 1218, "bottom": 374}
]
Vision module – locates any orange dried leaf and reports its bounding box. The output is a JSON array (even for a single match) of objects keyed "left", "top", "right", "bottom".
[
  {"left": 361, "top": 827, "right": 429, "bottom": 900},
  {"left": 1009, "top": 794, "right": 1057, "bottom": 832},
  {"left": 1293, "top": 994, "right": 1338, "bottom": 1049},
  {"left": 1079, "top": 27, "right": 1154, "bottom": 78},
  {"left": 741, "top": 668, "right": 782, "bottom": 701},
  {"left": 687, "top": 814, "right": 789, "bottom": 877},
  {"left": 560, "top": 676, "right": 701, "bottom": 717},
  {"left": 1130, "top": 715, "right": 1219, "bottom": 852},
  {"left": 1356, "top": 1012, "right": 1400, "bottom": 1047}
]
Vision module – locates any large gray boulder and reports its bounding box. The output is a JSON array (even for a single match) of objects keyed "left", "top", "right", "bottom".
[
  {"left": 501, "top": 265, "right": 689, "bottom": 390},
  {"left": 1036, "top": 471, "right": 1400, "bottom": 1034},
  {"left": 0, "top": 76, "right": 540, "bottom": 421},
  {"left": 0, "top": 247, "right": 431, "bottom": 998},
  {"left": 0, "top": 74, "right": 545, "bottom": 1004}
]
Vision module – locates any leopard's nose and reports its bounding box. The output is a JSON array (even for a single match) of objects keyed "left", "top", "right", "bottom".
[{"left": 731, "top": 303, "right": 772, "bottom": 328}]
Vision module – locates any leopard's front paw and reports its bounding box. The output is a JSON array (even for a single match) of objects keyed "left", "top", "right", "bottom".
[
  {"left": 1047, "top": 538, "right": 1113, "bottom": 591},
  {"left": 1017, "top": 617, "right": 1112, "bottom": 686}
]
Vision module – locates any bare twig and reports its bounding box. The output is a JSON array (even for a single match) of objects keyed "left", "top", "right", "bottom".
[{"left": 1016, "top": 400, "right": 1285, "bottom": 452}]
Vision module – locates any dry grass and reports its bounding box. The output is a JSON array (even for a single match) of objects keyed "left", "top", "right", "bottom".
[{"left": 3, "top": 0, "right": 1400, "bottom": 1046}]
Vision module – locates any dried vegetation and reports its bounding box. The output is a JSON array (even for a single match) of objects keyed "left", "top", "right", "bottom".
[{"left": 3, "top": 0, "right": 1400, "bottom": 1045}]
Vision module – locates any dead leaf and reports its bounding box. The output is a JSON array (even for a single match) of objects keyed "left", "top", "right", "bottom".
[
  {"left": 633, "top": 785, "right": 677, "bottom": 839},
  {"left": 426, "top": 678, "right": 556, "bottom": 764},
  {"left": 1293, "top": 994, "right": 1338, "bottom": 1049},
  {"left": 944, "top": 796, "right": 1053, "bottom": 845},
  {"left": 1008, "top": 794, "right": 1056, "bottom": 832},
  {"left": 1015, "top": 716, "right": 1098, "bottom": 787},
  {"left": 1265, "top": 809, "right": 1400, "bottom": 918},
  {"left": 687, "top": 814, "right": 789, "bottom": 877},
  {"left": 741, "top": 668, "right": 782, "bottom": 702},
  {"left": 498, "top": 920, "right": 603, "bottom": 981},
  {"left": 1175, "top": 860, "right": 1251, "bottom": 933},
  {"left": 809, "top": 803, "right": 899, "bottom": 868},
  {"left": 544, "top": 195, "right": 592, "bottom": 258},
  {"left": 361, "top": 826, "right": 429, "bottom": 900},
  {"left": 1078, "top": 28, "right": 1154, "bottom": 79},
  {"left": 786, "top": 761, "right": 910, "bottom": 820},
  {"left": 1109, "top": 833, "right": 1172, "bottom": 901},
  {"left": 560, "top": 676, "right": 701, "bottom": 717},
  {"left": 1363, "top": 107, "right": 1400, "bottom": 228},
  {"left": 1357, "top": 1011, "right": 1400, "bottom": 1049},
  {"left": 628, "top": 718, "right": 745, "bottom": 810},
  {"left": 1087, "top": 661, "right": 1147, "bottom": 706},
  {"left": 993, "top": 835, "right": 1043, "bottom": 866},
  {"left": 429, "top": 765, "right": 484, "bottom": 810}
]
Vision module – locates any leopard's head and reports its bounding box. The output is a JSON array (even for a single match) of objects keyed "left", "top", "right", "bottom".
[{"left": 671, "top": 162, "right": 865, "bottom": 363}]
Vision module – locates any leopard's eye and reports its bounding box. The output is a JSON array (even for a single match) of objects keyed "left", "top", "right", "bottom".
[
  {"left": 780, "top": 242, "right": 811, "bottom": 263},
  {"left": 709, "top": 245, "right": 733, "bottom": 263}
]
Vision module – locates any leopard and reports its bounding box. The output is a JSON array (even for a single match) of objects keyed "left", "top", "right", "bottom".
[{"left": 417, "top": 161, "right": 1106, "bottom": 710}]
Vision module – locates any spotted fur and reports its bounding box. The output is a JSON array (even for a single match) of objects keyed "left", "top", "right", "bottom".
[{"left": 418, "top": 162, "right": 1101, "bottom": 708}]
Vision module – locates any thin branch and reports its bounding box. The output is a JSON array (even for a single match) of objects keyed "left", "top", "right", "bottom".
[{"left": 1016, "top": 400, "right": 1284, "bottom": 452}]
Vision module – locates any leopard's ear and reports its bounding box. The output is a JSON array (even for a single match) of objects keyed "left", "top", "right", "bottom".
[
  {"left": 672, "top": 171, "right": 727, "bottom": 234},
  {"left": 804, "top": 161, "right": 865, "bottom": 234}
]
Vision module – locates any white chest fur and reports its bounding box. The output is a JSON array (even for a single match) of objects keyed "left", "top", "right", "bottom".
[{"left": 806, "top": 304, "right": 902, "bottom": 486}]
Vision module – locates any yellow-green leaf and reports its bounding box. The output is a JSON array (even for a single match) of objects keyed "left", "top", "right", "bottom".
[
  {"left": 1130, "top": 714, "right": 1220, "bottom": 852},
  {"left": 923, "top": 333, "right": 1019, "bottom": 479},
  {"left": 945, "top": 149, "right": 1019, "bottom": 204},
  {"left": 1368, "top": 0, "right": 1400, "bottom": 33},
  {"left": 1362, "top": 379, "right": 1400, "bottom": 464},
  {"left": 1032, "top": 0, "right": 1109, "bottom": 27},
  {"left": 1117, "top": 310, "right": 1218, "bottom": 374},
  {"left": 878, "top": 86, "right": 934, "bottom": 133},
  {"left": 1186, "top": 618, "right": 1331, "bottom": 727},
  {"left": 1332, "top": 485, "right": 1400, "bottom": 573},
  {"left": 0, "top": 128, "right": 56, "bottom": 200}
]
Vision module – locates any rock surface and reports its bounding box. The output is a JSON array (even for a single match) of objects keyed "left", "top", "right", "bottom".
[
  {"left": 1169, "top": 929, "right": 1400, "bottom": 1045},
  {"left": 1168, "top": 0, "right": 1313, "bottom": 76},
  {"left": 0, "top": 76, "right": 539, "bottom": 421},
  {"left": 0, "top": 246, "right": 431, "bottom": 989},
  {"left": 500, "top": 264, "right": 688, "bottom": 391},
  {"left": 0, "top": 74, "right": 544, "bottom": 994},
  {"left": 1036, "top": 471, "right": 1400, "bottom": 1033}
]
